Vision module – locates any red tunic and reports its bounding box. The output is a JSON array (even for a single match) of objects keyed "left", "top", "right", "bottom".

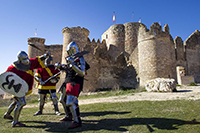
[
  {"left": 35, "top": 65, "right": 60, "bottom": 90},
  {"left": 6, "top": 57, "right": 45, "bottom": 95}
]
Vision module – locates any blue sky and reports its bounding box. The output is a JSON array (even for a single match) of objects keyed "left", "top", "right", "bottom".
[{"left": 0, "top": 0, "right": 199, "bottom": 73}]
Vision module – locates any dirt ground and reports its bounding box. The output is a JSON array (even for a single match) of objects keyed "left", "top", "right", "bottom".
[
  {"left": 24, "top": 85, "right": 200, "bottom": 108},
  {"left": 79, "top": 85, "right": 200, "bottom": 105}
]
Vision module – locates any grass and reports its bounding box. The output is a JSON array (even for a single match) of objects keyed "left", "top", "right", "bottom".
[{"left": 0, "top": 89, "right": 200, "bottom": 132}]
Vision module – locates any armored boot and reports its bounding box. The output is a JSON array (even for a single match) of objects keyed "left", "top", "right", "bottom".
[
  {"left": 34, "top": 94, "right": 45, "bottom": 116},
  {"left": 4, "top": 100, "right": 17, "bottom": 120},
  {"left": 12, "top": 97, "right": 26, "bottom": 127},
  {"left": 54, "top": 104, "right": 61, "bottom": 115},
  {"left": 59, "top": 106, "right": 73, "bottom": 121},
  {"left": 68, "top": 104, "right": 81, "bottom": 129}
]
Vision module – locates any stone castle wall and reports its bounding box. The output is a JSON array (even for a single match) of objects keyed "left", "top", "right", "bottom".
[
  {"left": 184, "top": 30, "right": 200, "bottom": 82},
  {"left": 26, "top": 23, "right": 200, "bottom": 93},
  {"left": 138, "top": 22, "right": 176, "bottom": 87}
]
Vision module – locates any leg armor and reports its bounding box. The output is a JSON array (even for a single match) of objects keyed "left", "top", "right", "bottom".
[
  {"left": 59, "top": 83, "right": 72, "bottom": 116},
  {"left": 66, "top": 95, "right": 81, "bottom": 124},
  {"left": 12, "top": 97, "right": 26, "bottom": 126},
  {"left": 50, "top": 92, "right": 59, "bottom": 112},
  {"left": 4, "top": 100, "right": 17, "bottom": 116},
  {"left": 38, "top": 94, "right": 46, "bottom": 113}
]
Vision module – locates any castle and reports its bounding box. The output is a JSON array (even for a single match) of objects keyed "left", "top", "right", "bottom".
[{"left": 27, "top": 22, "right": 200, "bottom": 92}]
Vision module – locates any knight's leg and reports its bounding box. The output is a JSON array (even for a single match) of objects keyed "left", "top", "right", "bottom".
[
  {"left": 34, "top": 94, "right": 46, "bottom": 116},
  {"left": 12, "top": 97, "right": 26, "bottom": 127},
  {"left": 4, "top": 100, "right": 17, "bottom": 120},
  {"left": 59, "top": 83, "right": 72, "bottom": 121},
  {"left": 50, "top": 91, "right": 61, "bottom": 115},
  {"left": 66, "top": 95, "right": 81, "bottom": 129}
]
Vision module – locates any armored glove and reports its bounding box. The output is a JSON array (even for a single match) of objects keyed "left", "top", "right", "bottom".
[
  {"left": 50, "top": 78, "right": 58, "bottom": 84},
  {"left": 43, "top": 51, "right": 51, "bottom": 58},
  {"left": 55, "top": 62, "right": 61, "bottom": 69},
  {"left": 39, "top": 80, "right": 45, "bottom": 86},
  {"left": 66, "top": 56, "right": 74, "bottom": 64}
]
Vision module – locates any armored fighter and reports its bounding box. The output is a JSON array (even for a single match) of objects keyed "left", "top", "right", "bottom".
[
  {"left": 3, "top": 50, "right": 50, "bottom": 127},
  {"left": 57, "top": 41, "right": 89, "bottom": 129},
  {"left": 34, "top": 55, "right": 61, "bottom": 116}
]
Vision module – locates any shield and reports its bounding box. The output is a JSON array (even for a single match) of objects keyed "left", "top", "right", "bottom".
[{"left": 0, "top": 72, "right": 28, "bottom": 97}]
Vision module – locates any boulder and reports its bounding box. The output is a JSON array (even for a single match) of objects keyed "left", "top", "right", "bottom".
[{"left": 145, "top": 78, "right": 176, "bottom": 92}]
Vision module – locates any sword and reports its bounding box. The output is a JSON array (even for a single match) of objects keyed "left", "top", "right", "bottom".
[{"left": 43, "top": 71, "right": 61, "bottom": 84}]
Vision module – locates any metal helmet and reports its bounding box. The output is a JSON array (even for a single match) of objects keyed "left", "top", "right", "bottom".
[
  {"left": 45, "top": 56, "right": 53, "bottom": 66},
  {"left": 66, "top": 41, "right": 79, "bottom": 56},
  {"left": 17, "top": 51, "right": 30, "bottom": 65}
]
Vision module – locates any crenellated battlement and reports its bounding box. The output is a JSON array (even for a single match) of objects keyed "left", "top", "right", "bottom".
[
  {"left": 138, "top": 22, "right": 171, "bottom": 44},
  {"left": 26, "top": 23, "right": 200, "bottom": 93},
  {"left": 62, "top": 26, "right": 90, "bottom": 36}
]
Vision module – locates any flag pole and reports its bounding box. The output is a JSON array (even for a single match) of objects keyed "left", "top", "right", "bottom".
[
  {"left": 35, "top": 28, "right": 37, "bottom": 36},
  {"left": 131, "top": 12, "right": 134, "bottom": 22},
  {"left": 113, "top": 11, "right": 115, "bottom": 23}
]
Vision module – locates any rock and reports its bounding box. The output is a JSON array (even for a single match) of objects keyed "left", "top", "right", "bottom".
[{"left": 145, "top": 78, "right": 176, "bottom": 92}]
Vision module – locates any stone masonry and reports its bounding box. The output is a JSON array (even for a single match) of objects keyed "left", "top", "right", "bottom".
[{"left": 26, "top": 22, "right": 200, "bottom": 93}]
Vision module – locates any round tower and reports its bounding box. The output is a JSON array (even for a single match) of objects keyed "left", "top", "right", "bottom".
[
  {"left": 27, "top": 37, "right": 45, "bottom": 58},
  {"left": 138, "top": 22, "right": 176, "bottom": 87},
  {"left": 62, "top": 26, "right": 89, "bottom": 64},
  {"left": 101, "top": 24, "right": 125, "bottom": 58},
  {"left": 124, "top": 22, "right": 140, "bottom": 55}
]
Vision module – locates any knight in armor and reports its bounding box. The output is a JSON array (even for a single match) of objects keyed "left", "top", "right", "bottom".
[
  {"left": 34, "top": 55, "right": 61, "bottom": 116},
  {"left": 56, "top": 41, "right": 88, "bottom": 129},
  {"left": 3, "top": 50, "right": 50, "bottom": 127}
]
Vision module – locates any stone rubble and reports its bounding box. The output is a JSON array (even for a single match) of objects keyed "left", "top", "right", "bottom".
[{"left": 145, "top": 78, "right": 176, "bottom": 92}]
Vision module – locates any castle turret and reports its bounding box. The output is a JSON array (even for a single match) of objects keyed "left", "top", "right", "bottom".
[
  {"left": 174, "top": 36, "right": 186, "bottom": 65},
  {"left": 124, "top": 22, "right": 140, "bottom": 55},
  {"left": 138, "top": 22, "right": 176, "bottom": 87},
  {"left": 101, "top": 24, "right": 125, "bottom": 59},
  {"left": 62, "top": 26, "right": 89, "bottom": 64},
  {"left": 27, "top": 37, "right": 45, "bottom": 58},
  {"left": 184, "top": 30, "right": 200, "bottom": 82}
]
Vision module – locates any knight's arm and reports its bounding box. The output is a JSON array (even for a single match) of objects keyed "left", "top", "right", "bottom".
[
  {"left": 34, "top": 72, "right": 45, "bottom": 85},
  {"left": 70, "top": 57, "right": 85, "bottom": 77},
  {"left": 39, "top": 51, "right": 51, "bottom": 61}
]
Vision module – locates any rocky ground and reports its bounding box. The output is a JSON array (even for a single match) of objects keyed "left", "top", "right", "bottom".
[{"left": 24, "top": 85, "right": 200, "bottom": 108}]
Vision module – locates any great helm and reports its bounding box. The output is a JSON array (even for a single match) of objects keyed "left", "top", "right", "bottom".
[
  {"left": 66, "top": 41, "right": 79, "bottom": 56},
  {"left": 17, "top": 51, "right": 30, "bottom": 65}
]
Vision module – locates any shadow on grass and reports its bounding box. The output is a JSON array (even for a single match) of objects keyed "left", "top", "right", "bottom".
[
  {"left": 81, "top": 111, "right": 131, "bottom": 117},
  {"left": 175, "top": 90, "right": 192, "bottom": 93},
  {"left": 22, "top": 111, "right": 200, "bottom": 132}
]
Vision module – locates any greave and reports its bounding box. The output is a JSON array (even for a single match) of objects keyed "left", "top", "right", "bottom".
[
  {"left": 60, "top": 97, "right": 72, "bottom": 116},
  {"left": 12, "top": 97, "right": 26, "bottom": 125},
  {"left": 53, "top": 103, "right": 59, "bottom": 112},
  {"left": 39, "top": 103, "right": 44, "bottom": 112},
  {"left": 70, "top": 103, "right": 81, "bottom": 123},
  {"left": 5, "top": 101, "right": 17, "bottom": 115},
  {"left": 59, "top": 85, "right": 72, "bottom": 117},
  {"left": 39, "top": 94, "right": 46, "bottom": 112}
]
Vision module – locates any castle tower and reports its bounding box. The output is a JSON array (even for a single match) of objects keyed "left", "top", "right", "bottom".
[
  {"left": 27, "top": 37, "right": 45, "bottom": 58},
  {"left": 138, "top": 22, "right": 176, "bottom": 87},
  {"left": 174, "top": 36, "right": 186, "bottom": 66},
  {"left": 184, "top": 30, "right": 200, "bottom": 82},
  {"left": 101, "top": 24, "right": 125, "bottom": 59},
  {"left": 61, "top": 26, "right": 89, "bottom": 64},
  {"left": 124, "top": 22, "right": 140, "bottom": 55}
]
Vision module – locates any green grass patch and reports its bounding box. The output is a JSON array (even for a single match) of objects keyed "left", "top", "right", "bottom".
[
  {"left": 189, "top": 82, "right": 197, "bottom": 86},
  {"left": 1, "top": 99, "right": 200, "bottom": 132}
]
